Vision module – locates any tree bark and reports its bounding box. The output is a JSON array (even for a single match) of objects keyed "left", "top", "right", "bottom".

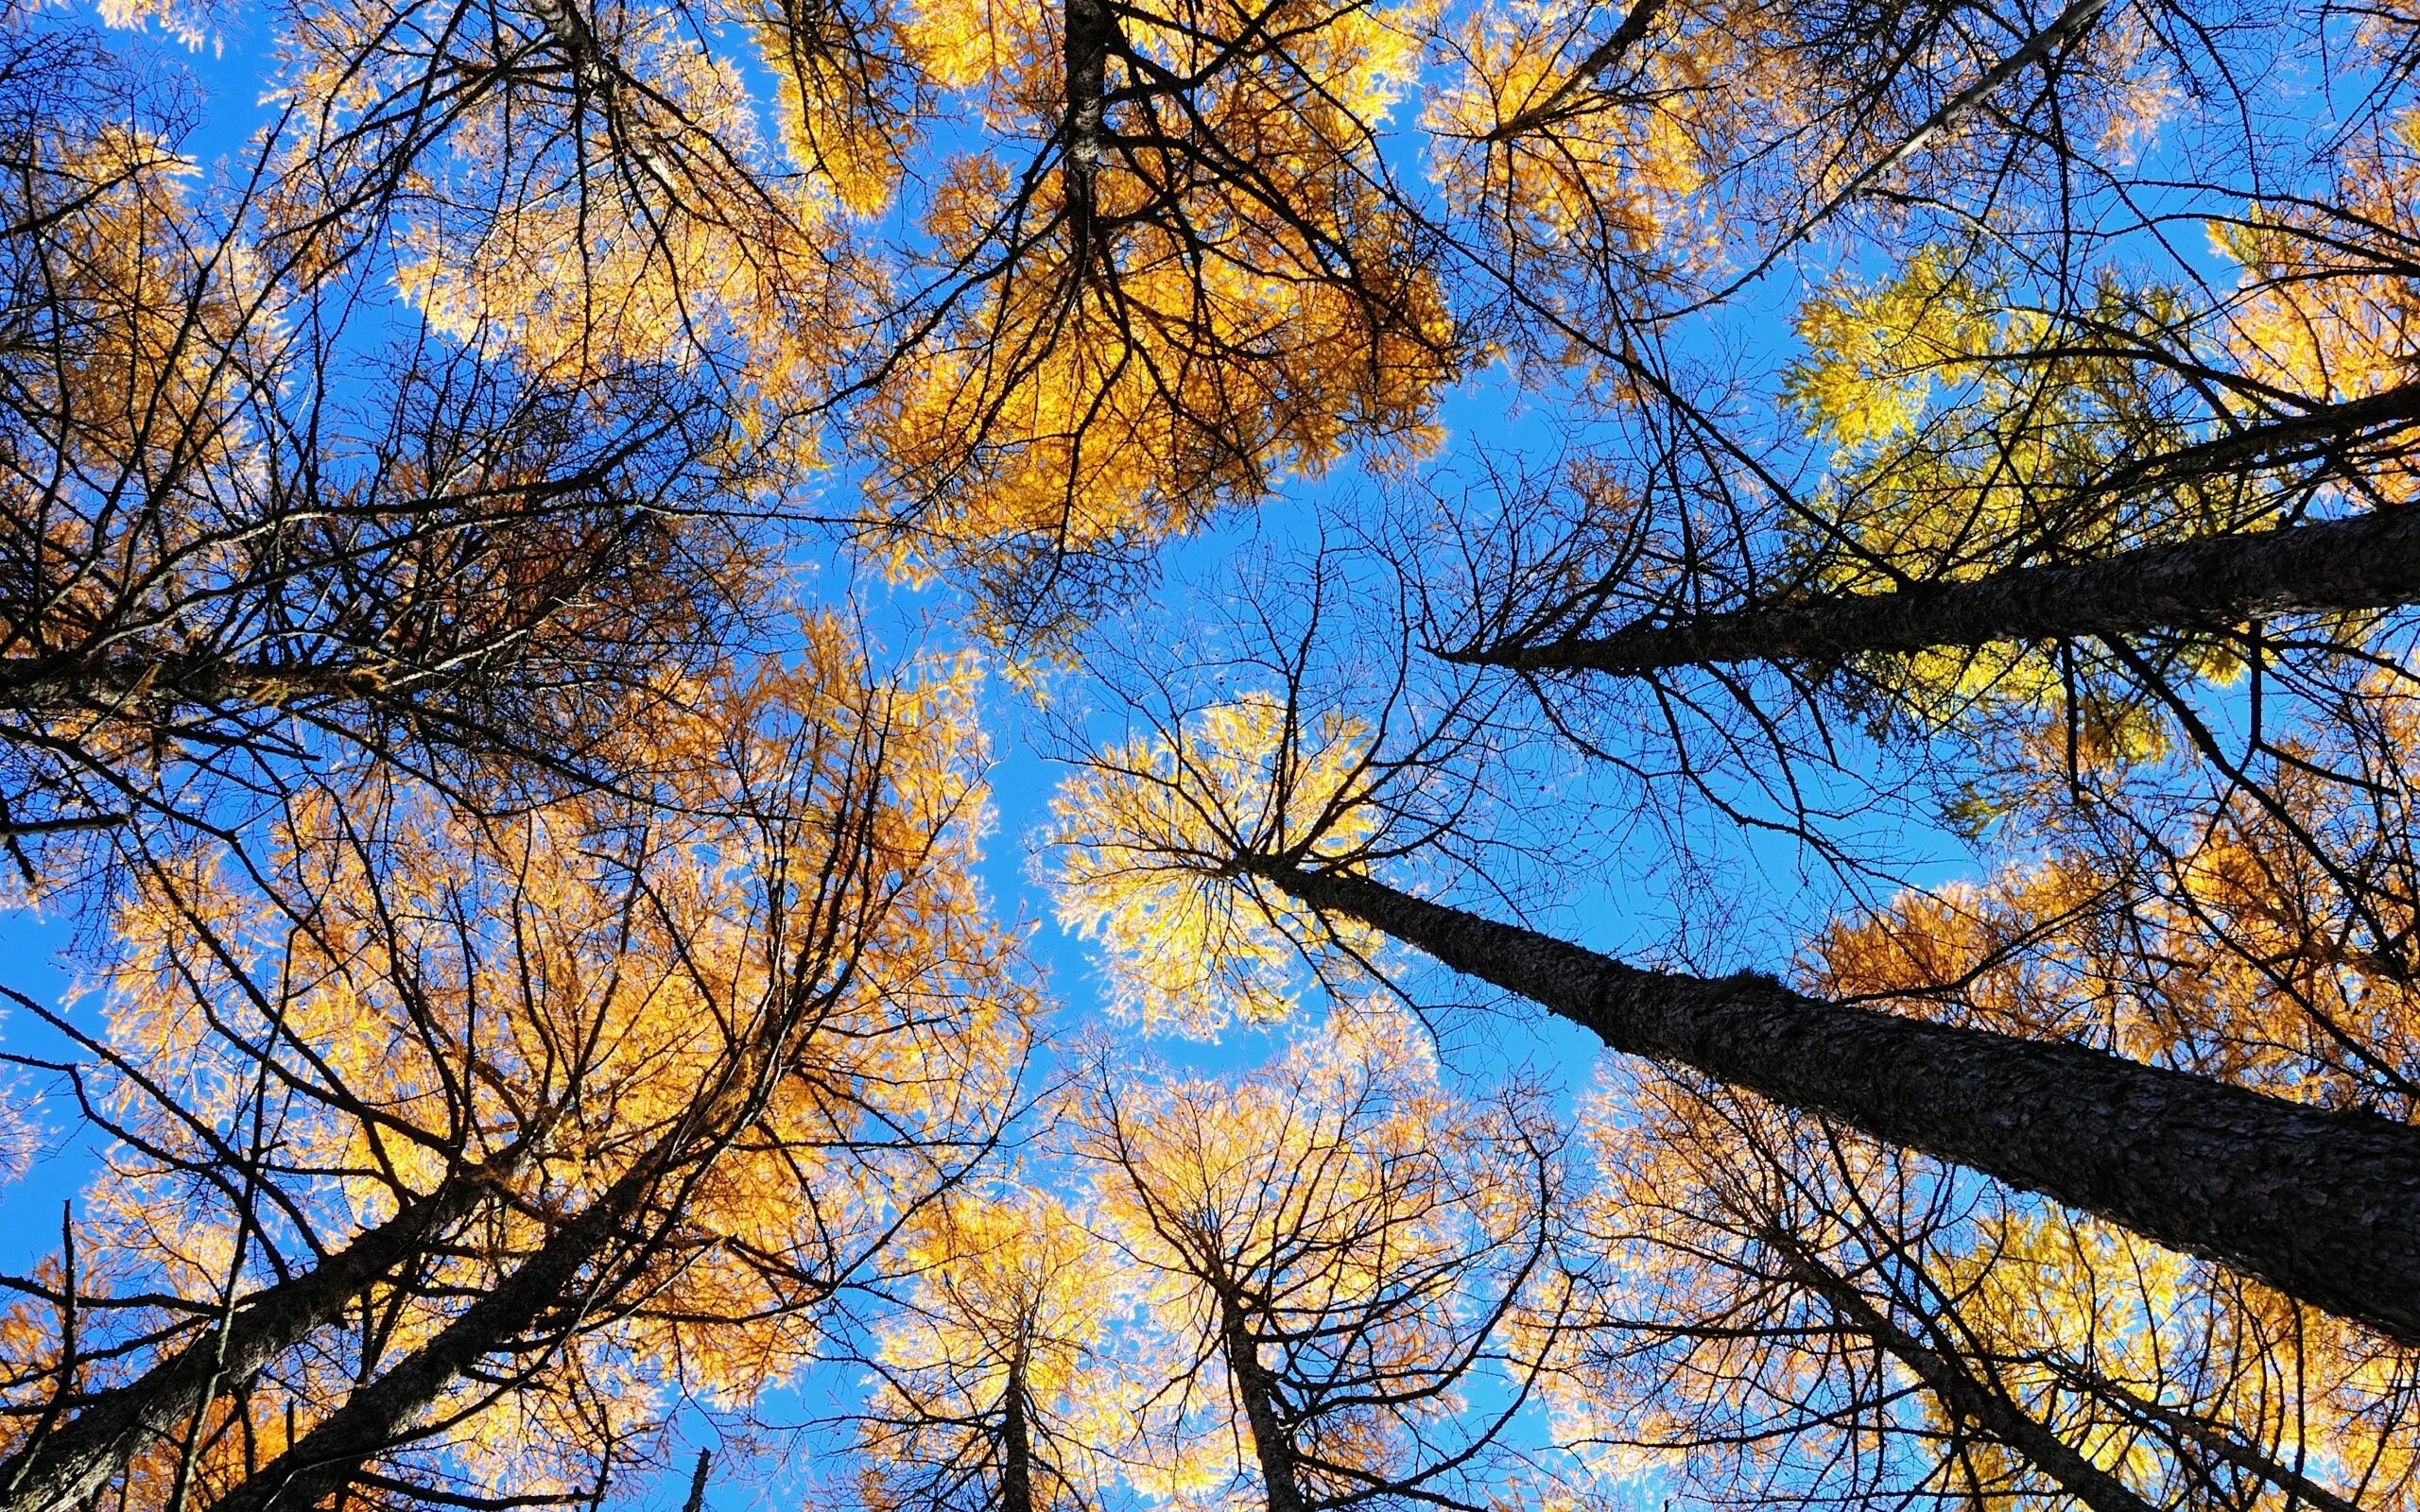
[
  {"left": 1450, "top": 505, "right": 2420, "bottom": 676},
  {"left": 1220, "top": 1312, "right": 1306, "bottom": 1512},
  {"left": 1246, "top": 858, "right": 2420, "bottom": 1344},
  {"left": 999, "top": 1348, "right": 1035, "bottom": 1512},
  {"left": 0, "top": 657, "right": 395, "bottom": 716},
  {"left": 0, "top": 1151, "right": 518, "bottom": 1512},
  {"left": 679, "top": 1450, "right": 712, "bottom": 1512},
  {"left": 1069, "top": 0, "right": 1113, "bottom": 170}
]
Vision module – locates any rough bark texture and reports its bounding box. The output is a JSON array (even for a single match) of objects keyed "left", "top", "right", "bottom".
[
  {"left": 0, "top": 657, "right": 396, "bottom": 715},
  {"left": 0, "top": 1155, "right": 513, "bottom": 1512},
  {"left": 999, "top": 1349, "right": 1035, "bottom": 1512},
  {"left": 1063, "top": 0, "right": 1113, "bottom": 175},
  {"left": 1455, "top": 505, "right": 2420, "bottom": 675},
  {"left": 1251, "top": 859, "right": 2420, "bottom": 1344}
]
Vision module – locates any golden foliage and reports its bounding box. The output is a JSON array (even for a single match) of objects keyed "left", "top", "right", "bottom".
[
  {"left": 271, "top": 0, "right": 863, "bottom": 437},
  {"left": 1081, "top": 1010, "right": 1557, "bottom": 1506},
  {"left": 865, "top": 0, "right": 1454, "bottom": 629},
  {"left": 854, "top": 1188, "right": 1130, "bottom": 1512},
  {"left": 1051, "top": 693, "right": 1381, "bottom": 1032},
  {"left": 73, "top": 632, "right": 1034, "bottom": 1502},
  {"left": 1557, "top": 1070, "right": 2418, "bottom": 1511}
]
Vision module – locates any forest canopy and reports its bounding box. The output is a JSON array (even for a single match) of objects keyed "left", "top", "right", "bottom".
[{"left": 3, "top": 0, "right": 2420, "bottom": 1506}]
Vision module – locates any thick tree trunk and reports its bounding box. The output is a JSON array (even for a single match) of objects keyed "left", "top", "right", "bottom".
[
  {"left": 1247, "top": 858, "right": 2420, "bottom": 1344},
  {"left": 1451, "top": 506, "right": 2420, "bottom": 676},
  {"left": 0, "top": 657, "right": 394, "bottom": 715},
  {"left": 0, "top": 1152, "right": 517, "bottom": 1512},
  {"left": 198, "top": 1160, "right": 663, "bottom": 1512}
]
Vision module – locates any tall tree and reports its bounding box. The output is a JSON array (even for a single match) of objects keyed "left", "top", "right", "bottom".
[
  {"left": 1049, "top": 685, "right": 2420, "bottom": 1343},
  {"left": 1078, "top": 1014, "right": 1567, "bottom": 1512},
  {"left": 0, "top": 632, "right": 1035, "bottom": 1512},
  {"left": 1552, "top": 1069, "right": 2407, "bottom": 1512},
  {"left": 0, "top": 15, "right": 773, "bottom": 895},
  {"left": 860, "top": 0, "right": 1457, "bottom": 640},
  {"left": 839, "top": 1189, "right": 1129, "bottom": 1512},
  {"left": 1445, "top": 497, "right": 2420, "bottom": 677}
]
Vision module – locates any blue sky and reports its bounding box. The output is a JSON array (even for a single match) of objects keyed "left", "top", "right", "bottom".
[{"left": 0, "top": 0, "right": 2372, "bottom": 1502}]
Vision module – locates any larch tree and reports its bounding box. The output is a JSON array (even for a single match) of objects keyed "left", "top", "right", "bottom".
[
  {"left": 0, "top": 629, "right": 1036, "bottom": 1512},
  {"left": 838, "top": 1188, "right": 1131, "bottom": 1512},
  {"left": 0, "top": 11, "right": 778, "bottom": 902},
  {"left": 1046, "top": 659, "right": 2420, "bottom": 1344},
  {"left": 1428, "top": 105, "right": 2420, "bottom": 857},
  {"left": 1076, "top": 1012, "right": 1568, "bottom": 1512},
  {"left": 859, "top": 0, "right": 1458, "bottom": 641},
  {"left": 19, "top": 0, "right": 2420, "bottom": 1505},
  {"left": 1552, "top": 1069, "right": 2411, "bottom": 1512}
]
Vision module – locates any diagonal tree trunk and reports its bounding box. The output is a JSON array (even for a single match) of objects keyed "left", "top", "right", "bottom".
[
  {"left": 1244, "top": 857, "right": 2420, "bottom": 1344},
  {"left": 1219, "top": 1309, "right": 1307, "bottom": 1512},
  {"left": 0, "top": 658, "right": 398, "bottom": 716},
  {"left": 2040, "top": 1358, "right": 2365, "bottom": 1512},
  {"left": 1481, "top": 0, "right": 1667, "bottom": 142},
  {"left": 197, "top": 1157, "right": 668, "bottom": 1512},
  {"left": 1761, "top": 1230, "right": 2160, "bottom": 1512},
  {"left": 1449, "top": 498, "right": 2420, "bottom": 677},
  {"left": 0, "top": 1146, "right": 523, "bottom": 1512}
]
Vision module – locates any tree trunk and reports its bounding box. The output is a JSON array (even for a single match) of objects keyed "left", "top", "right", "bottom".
[
  {"left": 0, "top": 657, "right": 394, "bottom": 716},
  {"left": 1062, "top": 0, "right": 1115, "bottom": 195},
  {"left": 1482, "top": 0, "right": 1666, "bottom": 141},
  {"left": 1762, "top": 1232, "right": 2160, "bottom": 1512},
  {"left": 1246, "top": 858, "right": 2420, "bottom": 1344},
  {"left": 1219, "top": 1312, "right": 1306, "bottom": 1512},
  {"left": 2041, "top": 1358, "right": 2364, "bottom": 1512},
  {"left": 0, "top": 1151, "right": 517, "bottom": 1512},
  {"left": 197, "top": 1160, "right": 663, "bottom": 1512},
  {"left": 1451, "top": 505, "right": 2420, "bottom": 675},
  {"left": 999, "top": 1348, "right": 1035, "bottom": 1512},
  {"left": 190, "top": 954, "right": 835, "bottom": 1512}
]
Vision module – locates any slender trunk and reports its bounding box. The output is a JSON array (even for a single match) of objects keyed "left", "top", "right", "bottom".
[
  {"left": 1762, "top": 1233, "right": 2159, "bottom": 1512},
  {"left": 1219, "top": 1311, "right": 1305, "bottom": 1512},
  {"left": 2040, "top": 1359, "right": 2364, "bottom": 1512},
  {"left": 1247, "top": 858, "right": 2420, "bottom": 1344},
  {"left": 197, "top": 1160, "right": 663, "bottom": 1512},
  {"left": 1483, "top": 0, "right": 1666, "bottom": 141},
  {"left": 1063, "top": 0, "right": 1114, "bottom": 179},
  {"left": 0, "top": 1152, "right": 517, "bottom": 1512},
  {"left": 1452, "top": 503, "right": 2420, "bottom": 675},
  {"left": 679, "top": 1451, "right": 712, "bottom": 1512},
  {"left": 998, "top": 1347, "right": 1035, "bottom": 1512}
]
